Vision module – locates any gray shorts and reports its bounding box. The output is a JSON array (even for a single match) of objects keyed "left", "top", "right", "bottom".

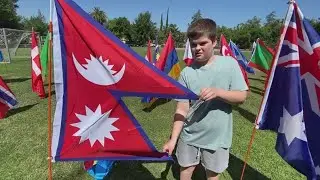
[{"left": 175, "top": 139, "right": 229, "bottom": 173}]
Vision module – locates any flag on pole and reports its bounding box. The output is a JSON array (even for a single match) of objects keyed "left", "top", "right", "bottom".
[
  {"left": 248, "top": 39, "right": 274, "bottom": 74},
  {"left": 52, "top": 0, "right": 197, "bottom": 162},
  {"left": 183, "top": 38, "right": 194, "bottom": 66},
  {"left": 219, "top": 34, "right": 249, "bottom": 87},
  {"left": 156, "top": 32, "right": 181, "bottom": 80},
  {"left": 256, "top": 2, "right": 320, "bottom": 179},
  {"left": 229, "top": 40, "right": 255, "bottom": 74},
  {"left": 251, "top": 41, "right": 257, "bottom": 56},
  {"left": 0, "top": 76, "right": 18, "bottom": 119},
  {"left": 31, "top": 29, "right": 45, "bottom": 98},
  {"left": 145, "top": 39, "right": 152, "bottom": 63},
  {"left": 153, "top": 36, "right": 160, "bottom": 64},
  {"left": 141, "top": 39, "right": 155, "bottom": 105},
  {"left": 40, "top": 32, "right": 50, "bottom": 77},
  {"left": 219, "top": 34, "right": 235, "bottom": 58}
]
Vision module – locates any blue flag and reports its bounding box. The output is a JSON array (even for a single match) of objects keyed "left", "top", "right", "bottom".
[
  {"left": 229, "top": 40, "right": 255, "bottom": 74},
  {"left": 256, "top": 2, "right": 320, "bottom": 179}
]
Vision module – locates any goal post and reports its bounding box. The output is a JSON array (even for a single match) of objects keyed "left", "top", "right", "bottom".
[{"left": 0, "top": 28, "right": 41, "bottom": 63}]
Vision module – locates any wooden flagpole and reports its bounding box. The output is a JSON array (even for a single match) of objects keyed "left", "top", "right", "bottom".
[{"left": 47, "top": 0, "right": 53, "bottom": 179}]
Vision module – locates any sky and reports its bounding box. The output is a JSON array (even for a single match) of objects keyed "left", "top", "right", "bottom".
[{"left": 17, "top": 0, "right": 320, "bottom": 32}]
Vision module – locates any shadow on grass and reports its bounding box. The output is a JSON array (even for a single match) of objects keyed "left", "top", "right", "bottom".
[
  {"left": 248, "top": 77, "right": 266, "bottom": 84},
  {"left": 4, "top": 77, "right": 30, "bottom": 83},
  {"left": 249, "top": 86, "right": 265, "bottom": 96},
  {"left": 159, "top": 153, "right": 268, "bottom": 180},
  {"left": 233, "top": 105, "right": 256, "bottom": 123},
  {"left": 54, "top": 164, "right": 87, "bottom": 180},
  {"left": 228, "top": 154, "right": 270, "bottom": 180},
  {"left": 108, "top": 161, "right": 157, "bottom": 180},
  {"left": 44, "top": 82, "right": 55, "bottom": 87},
  {"left": 46, "top": 90, "right": 56, "bottom": 97},
  {"left": 6, "top": 103, "right": 38, "bottom": 117},
  {"left": 142, "top": 98, "right": 172, "bottom": 113}
]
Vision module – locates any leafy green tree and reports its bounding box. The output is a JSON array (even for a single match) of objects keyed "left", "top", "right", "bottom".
[
  {"left": 131, "top": 12, "right": 157, "bottom": 46},
  {"left": 108, "top": 17, "right": 132, "bottom": 43},
  {"left": 0, "top": 0, "right": 21, "bottom": 28},
  {"left": 21, "top": 10, "right": 47, "bottom": 35},
  {"left": 90, "top": 7, "right": 108, "bottom": 26}
]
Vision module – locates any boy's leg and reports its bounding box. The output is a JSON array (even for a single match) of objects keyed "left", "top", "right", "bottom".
[
  {"left": 175, "top": 139, "right": 201, "bottom": 180},
  {"left": 201, "top": 147, "right": 229, "bottom": 180}
]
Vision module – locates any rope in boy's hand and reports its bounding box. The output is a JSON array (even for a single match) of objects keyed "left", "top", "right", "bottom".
[{"left": 185, "top": 99, "right": 204, "bottom": 122}]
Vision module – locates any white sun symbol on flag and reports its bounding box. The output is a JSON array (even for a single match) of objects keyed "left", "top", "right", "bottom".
[{"left": 71, "top": 105, "right": 119, "bottom": 147}]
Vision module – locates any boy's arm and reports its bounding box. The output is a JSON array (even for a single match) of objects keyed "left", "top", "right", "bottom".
[
  {"left": 162, "top": 101, "right": 189, "bottom": 155},
  {"left": 200, "top": 88, "right": 248, "bottom": 104},
  {"left": 170, "top": 101, "right": 190, "bottom": 142}
]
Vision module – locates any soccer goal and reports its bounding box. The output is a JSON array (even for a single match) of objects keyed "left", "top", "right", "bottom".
[{"left": 0, "top": 28, "right": 41, "bottom": 63}]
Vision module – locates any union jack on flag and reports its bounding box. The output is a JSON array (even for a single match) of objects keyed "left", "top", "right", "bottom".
[{"left": 256, "top": 2, "right": 320, "bottom": 179}]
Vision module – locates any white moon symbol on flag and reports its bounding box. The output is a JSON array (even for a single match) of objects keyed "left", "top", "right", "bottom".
[{"left": 72, "top": 53, "right": 125, "bottom": 86}]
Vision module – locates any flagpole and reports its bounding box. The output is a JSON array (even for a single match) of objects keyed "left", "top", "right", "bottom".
[{"left": 47, "top": 0, "right": 53, "bottom": 179}]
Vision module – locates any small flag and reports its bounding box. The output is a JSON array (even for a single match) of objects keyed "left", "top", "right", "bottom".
[
  {"left": 229, "top": 40, "right": 255, "bottom": 74},
  {"left": 183, "top": 38, "right": 194, "bottom": 66},
  {"left": 248, "top": 39, "right": 274, "bottom": 74},
  {"left": 219, "top": 34, "right": 249, "bottom": 87},
  {"left": 31, "top": 29, "right": 45, "bottom": 98},
  {"left": 40, "top": 32, "right": 50, "bottom": 77},
  {"left": 0, "top": 76, "right": 18, "bottom": 119},
  {"left": 145, "top": 39, "right": 153, "bottom": 63},
  {"left": 156, "top": 32, "right": 181, "bottom": 80},
  {"left": 219, "top": 34, "right": 235, "bottom": 58}
]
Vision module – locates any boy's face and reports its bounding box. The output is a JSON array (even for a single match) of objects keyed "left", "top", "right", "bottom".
[{"left": 190, "top": 35, "right": 216, "bottom": 62}]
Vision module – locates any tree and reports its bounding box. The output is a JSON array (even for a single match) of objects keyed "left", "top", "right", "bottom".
[
  {"left": 160, "top": 13, "right": 163, "bottom": 32},
  {"left": 108, "top": 17, "right": 132, "bottom": 43},
  {"left": 90, "top": 7, "right": 108, "bottom": 26},
  {"left": 263, "top": 12, "right": 282, "bottom": 48},
  {"left": 21, "top": 10, "right": 47, "bottom": 36},
  {"left": 131, "top": 12, "right": 157, "bottom": 46},
  {"left": 189, "top": 9, "right": 203, "bottom": 26},
  {"left": 310, "top": 18, "right": 320, "bottom": 34},
  {"left": 165, "top": 8, "right": 169, "bottom": 31},
  {"left": 0, "top": 0, "right": 21, "bottom": 28},
  {"left": 164, "top": 24, "right": 185, "bottom": 47},
  {"left": 231, "top": 16, "right": 264, "bottom": 49}
]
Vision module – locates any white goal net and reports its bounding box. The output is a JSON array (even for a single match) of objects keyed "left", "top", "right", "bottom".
[{"left": 0, "top": 28, "right": 42, "bottom": 63}]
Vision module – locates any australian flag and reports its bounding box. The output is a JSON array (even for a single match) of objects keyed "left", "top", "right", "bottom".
[{"left": 256, "top": 2, "right": 320, "bottom": 179}]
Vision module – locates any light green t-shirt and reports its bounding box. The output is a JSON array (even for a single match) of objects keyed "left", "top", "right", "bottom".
[{"left": 176, "top": 55, "right": 248, "bottom": 150}]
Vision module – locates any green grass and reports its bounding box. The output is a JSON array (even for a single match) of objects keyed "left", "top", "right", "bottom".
[{"left": 0, "top": 47, "right": 304, "bottom": 180}]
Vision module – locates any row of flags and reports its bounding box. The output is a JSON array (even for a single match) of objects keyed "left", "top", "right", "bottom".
[
  {"left": 219, "top": 33, "right": 276, "bottom": 89},
  {"left": 0, "top": 29, "right": 49, "bottom": 119}
]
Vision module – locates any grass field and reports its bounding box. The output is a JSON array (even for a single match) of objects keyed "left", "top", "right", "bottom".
[{"left": 0, "top": 47, "right": 304, "bottom": 180}]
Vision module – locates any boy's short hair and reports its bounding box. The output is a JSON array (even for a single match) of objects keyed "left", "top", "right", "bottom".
[{"left": 187, "top": 18, "right": 217, "bottom": 41}]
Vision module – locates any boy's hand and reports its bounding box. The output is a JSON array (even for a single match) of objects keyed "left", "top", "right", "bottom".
[
  {"left": 162, "top": 139, "right": 177, "bottom": 156},
  {"left": 199, "top": 87, "right": 222, "bottom": 101}
]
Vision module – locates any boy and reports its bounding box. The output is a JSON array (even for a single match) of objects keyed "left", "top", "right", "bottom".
[{"left": 163, "top": 18, "right": 248, "bottom": 180}]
